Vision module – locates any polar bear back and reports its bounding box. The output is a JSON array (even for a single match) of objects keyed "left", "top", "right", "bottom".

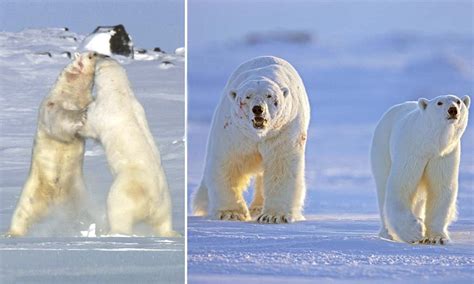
[
  {"left": 374, "top": 102, "right": 418, "bottom": 135},
  {"left": 95, "top": 59, "right": 133, "bottom": 95}
]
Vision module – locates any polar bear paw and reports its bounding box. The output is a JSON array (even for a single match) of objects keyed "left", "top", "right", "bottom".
[
  {"left": 216, "top": 209, "right": 250, "bottom": 221},
  {"left": 394, "top": 217, "right": 425, "bottom": 243},
  {"left": 420, "top": 232, "right": 450, "bottom": 245},
  {"left": 160, "top": 230, "right": 182, "bottom": 238},
  {"left": 71, "top": 109, "right": 87, "bottom": 132},
  {"left": 378, "top": 227, "right": 394, "bottom": 241},
  {"left": 249, "top": 205, "right": 263, "bottom": 217},
  {"left": 256, "top": 212, "right": 296, "bottom": 224},
  {"left": 4, "top": 230, "right": 22, "bottom": 238}
]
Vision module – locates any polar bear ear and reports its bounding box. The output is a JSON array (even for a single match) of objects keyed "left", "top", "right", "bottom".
[
  {"left": 462, "top": 95, "right": 470, "bottom": 109},
  {"left": 73, "top": 52, "right": 81, "bottom": 60},
  {"left": 228, "top": 90, "right": 237, "bottom": 101},
  {"left": 281, "top": 87, "right": 289, "bottom": 98},
  {"left": 418, "top": 98, "right": 429, "bottom": 110}
]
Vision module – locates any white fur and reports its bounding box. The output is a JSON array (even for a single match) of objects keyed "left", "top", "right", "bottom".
[
  {"left": 192, "top": 56, "right": 310, "bottom": 223},
  {"left": 7, "top": 52, "right": 99, "bottom": 237},
  {"left": 79, "top": 58, "right": 178, "bottom": 237},
  {"left": 371, "top": 94, "right": 470, "bottom": 244}
]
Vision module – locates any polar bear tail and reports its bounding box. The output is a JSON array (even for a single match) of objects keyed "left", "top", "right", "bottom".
[{"left": 192, "top": 182, "right": 209, "bottom": 216}]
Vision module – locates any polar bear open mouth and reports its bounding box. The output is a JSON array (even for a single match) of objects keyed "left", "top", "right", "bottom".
[
  {"left": 447, "top": 115, "right": 458, "bottom": 120},
  {"left": 252, "top": 117, "right": 267, "bottom": 129}
]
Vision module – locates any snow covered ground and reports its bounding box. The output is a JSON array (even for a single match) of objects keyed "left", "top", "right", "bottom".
[
  {"left": 0, "top": 28, "right": 184, "bottom": 283},
  {"left": 187, "top": 4, "right": 474, "bottom": 283}
]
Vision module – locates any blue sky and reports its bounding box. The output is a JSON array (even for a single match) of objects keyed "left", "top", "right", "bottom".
[
  {"left": 189, "top": 0, "right": 473, "bottom": 47},
  {"left": 0, "top": 0, "right": 184, "bottom": 51}
]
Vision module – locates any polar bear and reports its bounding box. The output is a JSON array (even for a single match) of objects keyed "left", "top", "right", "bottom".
[
  {"left": 7, "top": 52, "right": 100, "bottom": 237},
  {"left": 371, "top": 94, "right": 470, "bottom": 244},
  {"left": 78, "top": 57, "right": 178, "bottom": 237},
  {"left": 192, "top": 56, "right": 310, "bottom": 223}
]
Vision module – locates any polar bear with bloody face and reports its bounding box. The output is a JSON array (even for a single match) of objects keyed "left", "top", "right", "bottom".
[
  {"left": 192, "top": 56, "right": 310, "bottom": 224},
  {"left": 7, "top": 52, "right": 100, "bottom": 237}
]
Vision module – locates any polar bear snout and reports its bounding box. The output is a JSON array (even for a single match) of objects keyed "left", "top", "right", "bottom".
[
  {"left": 447, "top": 106, "right": 458, "bottom": 119},
  {"left": 251, "top": 104, "right": 268, "bottom": 129},
  {"left": 252, "top": 116, "right": 267, "bottom": 129},
  {"left": 252, "top": 105, "right": 264, "bottom": 116}
]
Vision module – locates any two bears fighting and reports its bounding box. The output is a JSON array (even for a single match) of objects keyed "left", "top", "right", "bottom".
[{"left": 7, "top": 52, "right": 178, "bottom": 237}]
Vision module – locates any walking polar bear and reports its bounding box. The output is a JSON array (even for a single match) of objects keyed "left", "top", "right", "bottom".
[
  {"left": 79, "top": 57, "right": 178, "bottom": 237},
  {"left": 7, "top": 52, "right": 100, "bottom": 237},
  {"left": 371, "top": 94, "right": 470, "bottom": 244},
  {"left": 192, "top": 56, "right": 310, "bottom": 223}
]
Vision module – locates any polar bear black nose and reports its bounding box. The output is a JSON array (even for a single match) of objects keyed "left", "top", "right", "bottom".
[
  {"left": 448, "top": 106, "right": 457, "bottom": 116},
  {"left": 252, "top": 105, "right": 264, "bottom": 115}
]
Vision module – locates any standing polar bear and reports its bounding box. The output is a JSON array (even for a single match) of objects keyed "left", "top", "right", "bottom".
[
  {"left": 371, "top": 94, "right": 470, "bottom": 244},
  {"left": 192, "top": 56, "right": 310, "bottom": 223},
  {"left": 79, "top": 57, "right": 178, "bottom": 237},
  {"left": 7, "top": 52, "right": 100, "bottom": 237}
]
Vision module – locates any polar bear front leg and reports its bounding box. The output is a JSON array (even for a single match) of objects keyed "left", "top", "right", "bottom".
[
  {"left": 249, "top": 173, "right": 264, "bottom": 217},
  {"left": 423, "top": 146, "right": 460, "bottom": 245},
  {"left": 7, "top": 178, "right": 50, "bottom": 237},
  {"left": 257, "top": 147, "right": 306, "bottom": 224},
  {"left": 384, "top": 157, "right": 427, "bottom": 243},
  {"left": 77, "top": 102, "right": 99, "bottom": 140},
  {"left": 41, "top": 102, "right": 87, "bottom": 143},
  {"left": 207, "top": 160, "right": 251, "bottom": 221}
]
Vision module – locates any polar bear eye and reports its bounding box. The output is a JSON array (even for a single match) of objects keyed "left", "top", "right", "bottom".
[
  {"left": 457, "top": 100, "right": 461, "bottom": 105},
  {"left": 266, "top": 95, "right": 272, "bottom": 98},
  {"left": 437, "top": 102, "right": 443, "bottom": 106},
  {"left": 246, "top": 95, "right": 251, "bottom": 99}
]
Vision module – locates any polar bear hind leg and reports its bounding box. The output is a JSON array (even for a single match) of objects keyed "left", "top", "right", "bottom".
[
  {"left": 371, "top": 149, "right": 393, "bottom": 240},
  {"left": 422, "top": 145, "right": 460, "bottom": 245},
  {"left": 370, "top": 121, "right": 398, "bottom": 240},
  {"left": 7, "top": 177, "right": 52, "bottom": 237},
  {"left": 106, "top": 174, "right": 144, "bottom": 235},
  {"left": 249, "top": 173, "right": 264, "bottom": 217},
  {"left": 148, "top": 210, "right": 181, "bottom": 237},
  {"left": 192, "top": 183, "right": 209, "bottom": 216},
  {"left": 107, "top": 173, "right": 180, "bottom": 237}
]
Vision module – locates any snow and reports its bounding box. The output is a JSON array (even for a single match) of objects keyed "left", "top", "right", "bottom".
[
  {"left": 81, "top": 31, "right": 114, "bottom": 56},
  {"left": 175, "top": 47, "right": 185, "bottom": 56},
  {"left": 187, "top": 9, "right": 474, "bottom": 284},
  {"left": 0, "top": 28, "right": 184, "bottom": 282}
]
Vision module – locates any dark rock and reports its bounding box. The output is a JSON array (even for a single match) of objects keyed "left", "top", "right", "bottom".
[
  {"left": 92, "top": 24, "right": 134, "bottom": 58},
  {"left": 60, "top": 35, "right": 77, "bottom": 41},
  {"left": 61, "top": 51, "right": 71, "bottom": 58},
  {"left": 136, "top": 48, "right": 147, "bottom": 54},
  {"left": 153, "top": 47, "right": 162, "bottom": 52},
  {"left": 35, "top": 52, "right": 52, "bottom": 57}
]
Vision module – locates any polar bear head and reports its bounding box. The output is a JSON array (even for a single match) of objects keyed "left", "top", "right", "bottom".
[
  {"left": 418, "top": 95, "right": 470, "bottom": 146},
  {"left": 228, "top": 78, "right": 290, "bottom": 137},
  {"left": 64, "top": 52, "right": 101, "bottom": 82},
  {"left": 418, "top": 95, "right": 470, "bottom": 124}
]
